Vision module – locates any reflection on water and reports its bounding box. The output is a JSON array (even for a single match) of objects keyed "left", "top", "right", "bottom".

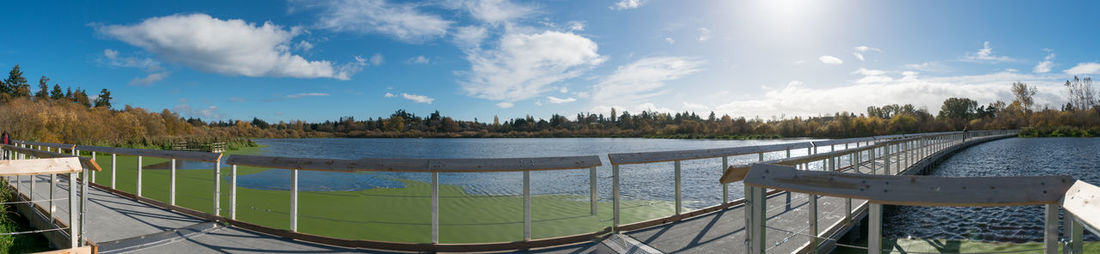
[
  {"left": 884, "top": 137, "right": 1100, "bottom": 242},
  {"left": 241, "top": 138, "right": 819, "bottom": 209}
]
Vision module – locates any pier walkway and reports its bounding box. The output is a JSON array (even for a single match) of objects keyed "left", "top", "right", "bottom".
[{"left": 6, "top": 130, "right": 1080, "bottom": 254}]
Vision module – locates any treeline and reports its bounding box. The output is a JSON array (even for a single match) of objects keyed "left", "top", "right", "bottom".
[{"left": 0, "top": 64, "right": 1097, "bottom": 149}]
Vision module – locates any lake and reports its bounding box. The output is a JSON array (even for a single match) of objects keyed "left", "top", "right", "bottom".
[{"left": 883, "top": 137, "right": 1100, "bottom": 242}]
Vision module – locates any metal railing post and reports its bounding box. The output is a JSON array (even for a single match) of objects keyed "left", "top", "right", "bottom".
[
  {"left": 523, "top": 170, "right": 531, "bottom": 241},
  {"left": 1070, "top": 216, "right": 1084, "bottom": 254},
  {"left": 137, "top": 156, "right": 143, "bottom": 197},
  {"left": 111, "top": 154, "right": 117, "bottom": 189},
  {"left": 674, "top": 160, "right": 681, "bottom": 215},
  {"left": 745, "top": 185, "right": 766, "bottom": 254},
  {"left": 721, "top": 156, "right": 728, "bottom": 204},
  {"left": 884, "top": 145, "right": 891, "bottom": 175},
  {"left": 290, "top": 169, "right": 298, "bottom": 232},
  {"left": 808, "top": 193, "right": 818, "bottom": 252},
  {"left": 431, "top": 172, "right": 439, "bottom": 244},
  {"left": 869, "top": 203, "right": 882, "bottom": 254},
  {"left": 612, "top": 164, "right": 620, "bottom": 229},
  {"left": 230, "top": 165, "right": 237, "bottom": 220},
  {"left": 170, "top": 158, "right": 176, "bottom": 205},
  {"left": 214, "top": 160, "right": 221, "bottom": 216},
  {"left": 81, "top": 162, "right": 88, "bottom": 244},
  {"left": 1044, "top": 204, "right": 1058, "bottom": 254},
  {"left": 90, "top": 152, "right": 96, "bottom": 183},
  {"left": 589, "top": 167, "right": 598, "bottom": 215},
  {"left": 50, "top": 173, "right": 56, "bottom": 215},
  {"left": 69, "top": 172, "right": 79, "bottom": 249}
]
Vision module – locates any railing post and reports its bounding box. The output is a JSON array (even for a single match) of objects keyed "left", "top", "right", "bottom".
[
  {"left": 90, "top": 152, "right": 96, "bottom": 183},
  {"left": 214, "top": 160, "right": 221, "bottom": 216},
  {"left": 1070, "top": 216, "right": 1084, "bottom": 254},
  {"left": 674, "top": 160, "right": 681, "bottom": 215},
  {"left": 431, "top": 171, "right": 439, "bottom": 244},
  {"left": 230, "top": 165, "right": 237, "bottom": 220},
  {"left": 869, "top": 203, "right": 882, "bottom": 254},
  {"left": 69, "top": 172, "right": 79, "bottom": 249},
  {"left": 1044, "top": 204, "right": 1058, "bottom": 254},
  {"left": 50, "top": 173, "right": 56, "bottom": 215},
  {"left": 744, "top": 185, "right": 766, "bottom": 254},
  {"left": 612, "top": 164, "right": 620, "bottom": 229},
  {"left": 81, "top": 160, "right": 88, "bottom": 244},
  {"left": 170, "top": 158, "right": 176, "bottom": 206},
  {"left": 137, "top": 156, "right": 143, "bottom": 197},
  {"left": 589, "top": 166, "right": 597, "bottom": 215},
  {"left": 111, "top": 154, "right": 117, "bottom": 189},
  {"left": 721, "top": 156, "right": 728, "bottom": 204},
  {"left": 808, "top": 193, "right": 818, "bottom": 252},
  {"left": 870, "top": 146, "right": 877, "bottom": 174},
  {"left": 884, "top": 145, "right": 891, "bottom": 175},
  {"left": 523, "top": 170, "right": 531, "bottom": 241},
  {"left": 290, "top": 169, "right": 298, "bottom": 232}
]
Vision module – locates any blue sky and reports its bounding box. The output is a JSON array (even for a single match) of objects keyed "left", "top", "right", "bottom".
[{"left": 1, "top": 0, "right": 1098, "bottom": 122}]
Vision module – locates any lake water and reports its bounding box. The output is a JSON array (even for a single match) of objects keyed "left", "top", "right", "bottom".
[
  {"left": 883, "top": 137, "right": 1100, "bottom": 242},
  {"left": 240, "top": 138, "right": 819, "bottom": 209}
]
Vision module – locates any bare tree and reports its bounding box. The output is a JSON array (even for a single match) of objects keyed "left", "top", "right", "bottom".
[
  {"left": 1064, "top": 76, "right": 1096, "bottom": 111},
  {"left": 1010, "top": 82, "right": 1037, "bottom": 112}
]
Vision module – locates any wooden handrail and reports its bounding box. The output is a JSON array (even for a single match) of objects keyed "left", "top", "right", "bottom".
[
  {"left": 0, "top": 157, "right": 84, "bottom": 175},
  {"left": 74, "top": 145, "right": 222, "bottom": 162},
  {"left": 1062, "top": 180, "right": 1100, "bottom": 234},
  {"left": 224, "top": 154, "right": 603, "bottom": 173},
  {"left": 3, "top": 145, "right": 101, "bottom": 172},
  {"left": 14, "top": 140, "right": 74, "bottom": 150},
  {"left": 743, "top": 164, "right": 1073, "bottom": 206}
]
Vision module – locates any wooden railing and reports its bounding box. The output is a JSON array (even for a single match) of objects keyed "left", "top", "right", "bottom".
[{"left": 1, "top": 145, "right": 100, "bottom": 253}]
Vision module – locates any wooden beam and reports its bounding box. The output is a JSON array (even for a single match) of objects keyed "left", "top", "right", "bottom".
[
  {"left": 743, "top": 164, "right": 1073, "bottom": 206},
  {"left": 31, "top": 246, "right": 93, "bottom": 254},
  {"left": 1062, "top": 180, "right": 1100, "bottom": 233},
  {"left": 224, "top": 154, "right": 602, "bottom": 172},
  {"left": 0, "top": 158, "right": 83, "bottom": 175},
  {"left": 3, "top": 145, "right": 101, "bottom": 172}
]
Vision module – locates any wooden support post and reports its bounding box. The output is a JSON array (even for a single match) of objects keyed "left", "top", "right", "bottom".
[
  {"left": 612, "top": 165, "right": 620, "bottom": 229},
  {"left": 808, "top": 194, "right": 819, "bottom": 252},
  {"left": 137, "top": 156, "right": 143, "bottom": 197},
  {"left": 674, "top": 160, "right": 681, "bottom": 215},
  {"left": 290, "top": 169, "right": 298, "bottom": 232},
  {"left": 523, "top": 170, "right": 531, "bottom": 241},
  {"left": 431, "top": 172, "right": 439, "bottom": 244},
  {"left": 230, "top": 165, "right": 237, "bottom": 220},
  {"left": 170, "top": 159, "right": 176, "bottom": 205},
  {"left": 1045, "top": 204, "right": 1058, "bottom": 254},
  {"left": 1070, "top": 216, "right": 1084, "bottom": 254},
  {"left": 869, "top": 203, "right": 882, "bottom": 254},
  {"left": 590, "top": 166, "right": 597, "bottom": 215}
]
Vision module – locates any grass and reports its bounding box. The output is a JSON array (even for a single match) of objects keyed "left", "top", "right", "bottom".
[
  {"left": 84, "top": 146, "right": 673, "bottom": 243},
  {"left": 833, "top": 238, "right": 1100, "bottom": 253},
  {"left": 0, "top": 180, "right": 50, "bottom": 253}
]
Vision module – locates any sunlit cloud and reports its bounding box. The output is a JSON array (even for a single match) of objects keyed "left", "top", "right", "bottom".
[
  {"left": 962, "top": 41, "right": 1015, "bottom": 63},
  {"left": 1033, "top": 49, "right": 1055, "bottom": 73},
  {"left": 819, "top": 55, "right": 843, "bottom": 65},
  {"left": 1064, "top": 62, "right": 1100, "bottom": 75}
]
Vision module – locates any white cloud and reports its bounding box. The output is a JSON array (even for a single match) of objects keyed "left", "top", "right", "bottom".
[
  {"left": 590, "top": 103, "right": 675, "bottom": 115},
  {"left": 592, "top": 57, "right": 705, "bottom": 104},
  {"left": 129, "top": 72, "right": 169, "bottom": 86},
  {"left": 852, "top": 46, "right": 880, "bottom": 62},
  {"left": 99, "top": 14, "right": 360, "bottom": 80},
  {"left": 384, "top": 92, "right": 396, "bottom": 97},
  {"left": 496, "top": 102, "right": 514, "bottom": 108},
  {"left": 287, "top": 92, "right": 331, "bottom": 98},
  {"left": 696, "top": 28, "right": 711, "bottom": 42},
  {"left": 462, "top": 30, "right": 605, "bottom": 103},
  {"left": 610, "top": 0, "right": 645, "bottom": 10},
  {"left": 453, "top": 26, "right": 488, "bottom": 48},
  {"left": 852, "top": 68, "right": 893, "bottom": 84},
  {"left": 682, "top": 102, "right": 708, "bottom": 111},
  {"left": 456, "top": 0, "right": 533, "bottom": 24},
  {"left": 300, "top": 0, "right": 452, "bottom": 43},
  {"left": 104, "top": 49, "right": 119, "bottom": 59},
  {"left": 1033, "top": 50, "right": 1055, "bottom": 73},
  {"left": 566, "top": 21, "right": 585, "bottom": 32},
  {"left": 369, "top": 53, "right": 384, "bottom": 65},
  {"left": 173, "top": 104, "right": 225, "bottom": 119},
  {"left": 547, "top": 96, "right": 576, "bottom": 104},
  {"left": 713, "top": 71, "right": 1065, "bottom": 118},
  {"left": 1065, "top": 62, "right": 1100, "bottom": 75},
  {"left": 295, "top": 40, "right": 314, "bottom": 51},
  {"left": 819, "top": 55, "right": 843, "bottom": 65},
  {"left": 665, "top": 37, "right": 675, "bottom": 44},
  {"left": 963, "top": 41, "right": 1015, "bottom": 63},
  {"left": 407, "top": 55, "right": 430, "bottom": 64},
  {"left": 904, "top": 61, "right": 949, "bottom": 72},
  {"left": 401, "top": 93, "right": 434, "bottom": 103}
]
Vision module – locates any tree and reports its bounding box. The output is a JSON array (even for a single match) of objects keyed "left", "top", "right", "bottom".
[
  {"left": 1064, "top": 76, "right": 1096, "bottom": 111},
  {"left": 50, "top": 84, "right": 63, "bottom": 100},
  {"left": 4, "top": 65, "right": 29, "bottom": 97},
  {"left": 94, "top": 88, "right": 112, "bottom": 108},
  {"left": 74, "top": 88, "right": 91, "bottom": 107},
  {"left": 35, "top": 76, "right": 50, "bottom": 100},
  {"left": 1010, "top": 82, "right": 1037, "bottom": 112},
  {"left": 939, "top": 97, "right": 978, "bottom": 119}
]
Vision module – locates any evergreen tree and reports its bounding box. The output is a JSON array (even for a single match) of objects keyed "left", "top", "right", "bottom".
[
  {"left": 74, "top": 88, "right": 91, "bottom": 107},
  {"left": 35, "top": 76, "right": 49, "bottom": 100},
  {"left": 50, "top": 84, "right": 63, "bottom": 99},
  {"left": 94, "top": 88, "right": 112, "bottom": 108},
  {"left": 3, "top": 65, "right": 29, "bottom": 97},
  {"left": 65, "top": 87, "right": 72, "bottom": 100}
]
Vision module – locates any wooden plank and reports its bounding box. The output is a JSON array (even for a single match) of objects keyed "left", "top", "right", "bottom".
[
  {"left": 0, "top": 158, "right": 83, "bottom": 175},
  {"left": 743, "top": 164, "right": 1073, "bottom": 206},
  {"left": 719, "top": 165, "right": 751, "bottom": 184},
  {"left": 74, "top": 145, "right": 221, "bottom": 162},
  {"left": 225, "top": 154, "right": 602, "bottom": 172},
  {"left": 608, "top": 141, "right": 814, "bottom": 165},
  {"left": 1062, "top": 180, "right": 1100, "bottom": 232},
  {"left": 3, "top": 145, "right": 101, "bottom": 172},
  {"left": 31, "top": 246, "right": 93, "bottom": 254}
]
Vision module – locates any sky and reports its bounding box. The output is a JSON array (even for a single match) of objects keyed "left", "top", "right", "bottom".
[{"left": 1, "top": 0, "right": 1098, "bottom": 122}]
